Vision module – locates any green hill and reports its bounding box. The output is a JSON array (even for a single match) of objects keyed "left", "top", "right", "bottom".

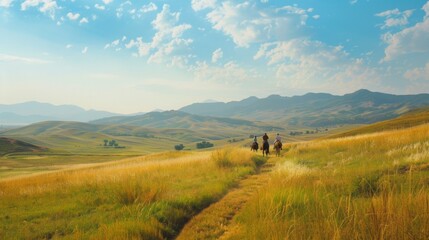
[
  {"left": 0, "top": 120, "right": 271, "bottom": 155},
  {"left": 0, "top": 137, "right": 46, "bottom": 156},
  {"left": 327, "top": 107, "right": 429, "bottom": 138},
  {"left": 91, "top": 110, "right": 281, "bottom": 132}
]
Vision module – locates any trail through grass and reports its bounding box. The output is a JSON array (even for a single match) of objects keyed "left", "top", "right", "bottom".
[
  {"left": 177, "top": 157, "right": 273, "bottom": 240},
  {"left": 0, "top": 149, "right": 262, "bottom": 239}
]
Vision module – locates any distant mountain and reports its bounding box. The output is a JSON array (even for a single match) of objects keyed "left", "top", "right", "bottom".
[
  {"left": 91, "top": 110, "right": 281, "bottom": 132},
  {"left": 179, "top": 89, "right": 429, "bottom": 127},
  {"left": 0, "top": 101, "right": 121, "bottom": 125}
]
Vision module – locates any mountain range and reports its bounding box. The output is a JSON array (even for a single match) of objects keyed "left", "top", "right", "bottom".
[
  {"left": 179, "top": 89, "right": 429, "bottom": 126},
  {"left": 2, "top": 90, "right": 429, "bottom": 127},
  {"left": 0, "top": 101, "right": 121, "bottom": 125}
]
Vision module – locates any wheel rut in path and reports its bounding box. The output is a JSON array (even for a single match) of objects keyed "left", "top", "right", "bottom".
[{"left": 176, "top": 159, "right": 276, "bottom": 240}]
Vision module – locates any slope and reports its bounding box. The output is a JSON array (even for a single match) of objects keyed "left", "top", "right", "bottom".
[
  {"left": 91, "top": 110, "right": 281, "bottom": 132},
  {"left": 0, "top": 137, "right": 46, "bottom": 156},
  {"left": 327, "top": 107, "right": 429, "bottom": 138}
]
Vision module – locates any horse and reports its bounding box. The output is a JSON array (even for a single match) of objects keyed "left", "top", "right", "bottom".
[
  {"left": 273, "top": 141, "right": 282, "bottom": 157},
  {"left": 261, "top": 140, "right": 269, "bottom": 156},
  {"left": 250, "top": 141, "right": 259, "bottom": 152}
]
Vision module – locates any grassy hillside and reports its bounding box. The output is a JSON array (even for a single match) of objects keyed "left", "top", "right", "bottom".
[
  {"left": 0, "top": 149, "right": 265, "bottom": 239},
  {"left": 327, "top": 107, "right": 429, "bottom": 138},
  {"left": 224, "top": 123, "right": 429, "bottom": 239},
  {"left": 0, "top": 137, "right": 46, "bottom": 156},
  {"left": 91, "top": 110, "right": 282, "bottom": 132},
  {"left": 0, "top": 121, "right": 252, "bottom": 154}
]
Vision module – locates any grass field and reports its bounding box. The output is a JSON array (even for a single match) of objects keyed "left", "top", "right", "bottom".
[
  {"left": 0, "top": 119, "right": 348, "bottom": 179},
  {"left": 225, "top": 123, "right": 429, "bottom": 239},
  {"left": 0, "top": 148, "right": 265, "bottom": 239},
  {"left": 2, "top": 110, "right": 428, "bottom": 239}
]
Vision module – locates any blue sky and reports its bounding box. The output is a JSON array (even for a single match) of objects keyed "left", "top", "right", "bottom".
[{"left": 1, "top": 0, "right": 429, "bottom": 113}]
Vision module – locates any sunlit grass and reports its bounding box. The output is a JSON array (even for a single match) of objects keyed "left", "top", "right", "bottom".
[
  {"left": 229, "top": 124, "right": 429, "bottom": 239},
  {"left": 0, "top": 149, "right": 260, "bottom": 239}
]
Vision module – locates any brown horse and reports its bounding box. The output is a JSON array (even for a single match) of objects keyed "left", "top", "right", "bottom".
[
  {"left": 261, "top": 141, "right": 269, "bottom": 156},
  {"left": 273, "top": 141, "right": 282, "bottom": 157},
  {"left": 251, "top": 141, "right": 259, "bottom": 152}
]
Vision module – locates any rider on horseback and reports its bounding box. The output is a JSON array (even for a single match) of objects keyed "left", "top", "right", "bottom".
[
  {"left": 274, "top": 133, "right": 282, "bottom": 150},
  {"left": 262, "top": 133, "right": 269, "bottom": 143}
]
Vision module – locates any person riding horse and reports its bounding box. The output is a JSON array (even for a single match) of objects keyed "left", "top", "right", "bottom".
[
  {"left": 251, "top": 135, "right": 258, "bottom": 151},
  {"left": 273, "top": 133, "right": 282, "bottom": 156},
  {"left": 274, "top": 133, "right": 282, "bottom": 150},
  {"left": 262, "top": 133, "right": 269, "bottom": 156}
]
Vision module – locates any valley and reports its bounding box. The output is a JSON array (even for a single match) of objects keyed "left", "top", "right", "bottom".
[{"left": 1, "top": 91, "right": 429, "bottom": 239}]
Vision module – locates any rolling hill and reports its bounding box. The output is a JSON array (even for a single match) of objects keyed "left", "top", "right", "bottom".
[
  {"left": 0, "top": 137, "right": 46, "bottom": 156},
  {"left": 179, "top": 89, "right": 429, "bottom": 127},
  {"left": 90, "top": 110, "right": 281, "bottom": 131},
  {"left": 0, "top": 118, "right": 272, "bottom": 154},
  {"left": 326, "top": 107, "right": 429, "bottom": 138}
]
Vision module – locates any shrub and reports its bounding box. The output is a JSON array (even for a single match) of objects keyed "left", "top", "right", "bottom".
[
  {"left": 174, "top": 144, "right": 185, "bottom": 151},
  {"left": 196, "top": 141, "right": 214, "bottom": 149}
]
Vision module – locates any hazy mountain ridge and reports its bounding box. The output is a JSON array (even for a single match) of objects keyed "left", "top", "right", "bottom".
[
  {"left": 179, "top": 89, "right": 429, "bottom": 126},
  {"left": 0, "top": 102, "right": 121, "bottom": 125}
]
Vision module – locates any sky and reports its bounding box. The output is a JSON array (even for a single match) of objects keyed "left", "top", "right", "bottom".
[{"left": 1, "top": 0, "right": 429, "bottom": 114}]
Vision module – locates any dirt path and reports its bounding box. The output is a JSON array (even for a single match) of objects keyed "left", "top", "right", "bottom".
[{"left": 176, "top": 158, "right": 276, "bottom": 240}]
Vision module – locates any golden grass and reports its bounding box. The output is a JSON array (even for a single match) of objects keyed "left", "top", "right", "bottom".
[
  {"left": 0, "top": 149, "right": 260, "bottom": 239},
  {"left": 227, "top": 124, "right": 429, "bottom": 240}
]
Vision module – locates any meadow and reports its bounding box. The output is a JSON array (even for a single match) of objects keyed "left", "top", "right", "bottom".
[
  {"left": 2, "top": 111, "right": 428, "bottom": 239},
  {"left": 0, "top": 149, "right": 265, "bottom": 239},
  {"left": 225, "top": 123, "right": 429, "bottom": 239}
]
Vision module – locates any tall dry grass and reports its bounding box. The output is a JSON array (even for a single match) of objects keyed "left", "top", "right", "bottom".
[
  {"left": 0, "top": 149, "right": 260, "bottom": 239},
  {"left": 229, "top": 124, "right": 429, "bottom": 240}
]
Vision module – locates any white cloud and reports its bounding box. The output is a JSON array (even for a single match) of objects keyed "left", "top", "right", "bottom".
[
  {"left": 102, "top": 0, "right": 112, "bottom": 5},
  {"left": 382, "top": 3, "right": 429, "bottom": 61},
  {"left": 404, "top": 62, "right": 429, "bottom": 81},
  {"left": 66, "top": 44, "right": 72, "bottom": 48},
  {"left": 313, "top": 15, "right": 320, "bottom": 20},
  {"left": 191, "top": 0, "right": 216, "bottom": 11},
  {"left": 0, "top": 53, "right": 50, "bottom": 64},
  {"left": 191, "top": 61, "right": 259, "bottom": 84},
  {"left": 82, "top": 47, "right": 88, "bottom": 54},
  {"left": 211, "top": 48, "right": 223, "bottom": 63},
  {"left": 261, "top": 0, "right": 268, "bottom": 3},
  {"left": 94, "top": 4, "right": 105, "bottom": 10},
  {"left": 205, "top": 2, "right": 310, "bottom": 47},
  {"left": 126, "top": 4, "right": 193, "bottom": 66},
  {"left": 67, "top": 12, "right": 80, "bottom": 21},
  {"left": 376, "top": 8, "right": 414, "bottom": 29},
  {"left": 0, "top": 0, "right": 13, "bottom": 8},
  {"left": 104, "top": 39, "right": 120, "bottom": 49},
  {"left": 141, "top": 2, "right": 157, "bottom": 13},
  {"left": 350, "top": 0, "right": 358, "bottom": 4},
  {"left": 21, "top": 0, "right": 58, "bottom": 19},
  {"left": 254, "top": 39, "right": 381, "bottom": 92},
  {"left": 424, "top": 1, "right": 429, "bottom": 18},
  {"left": 79, "top": 17, "right": 88, "bottom": 24}
]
